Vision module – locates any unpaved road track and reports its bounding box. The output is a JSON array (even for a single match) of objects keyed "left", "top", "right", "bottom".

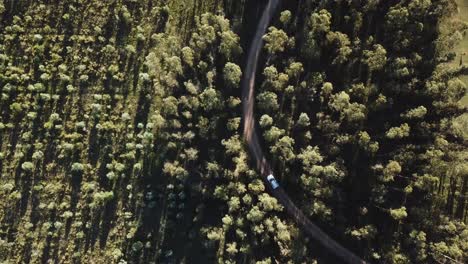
[{"left": 241, "top": 0, "right": 367, "bottom": 263}]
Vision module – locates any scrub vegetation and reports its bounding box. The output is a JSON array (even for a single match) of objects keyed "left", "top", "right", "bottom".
[
  {"left": 454, "top": 0, "right": 468, "bottom": 104},
  {"left": 0, "top": 0, "right": 467, "bottom": 263}
]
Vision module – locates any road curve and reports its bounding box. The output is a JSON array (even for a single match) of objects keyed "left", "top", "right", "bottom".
[{"left": 240, "top": 1, "right": 367, "bottom": 263}]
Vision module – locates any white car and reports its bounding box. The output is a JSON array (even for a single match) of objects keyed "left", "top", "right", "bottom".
[{"left": 267, "top": 174, "right": 279, "bottom": 189}]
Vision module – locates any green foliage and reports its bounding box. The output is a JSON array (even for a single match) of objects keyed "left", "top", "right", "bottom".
[
  {"left": 280, "top": 10, "right": 292, "bottom": 25},
  {"left": 363, "top": 44, "right": 387, "bottom": 72},
  {"left": 390, "top": 207, "right": 408, "bottom": 221},
  {"left": 21, "top": 162, "right": 34, "bottom": 172},
  {"left": 0, "top": 1, "right": 466, "bottom": 263},
  {"left": 181, "top": 46, "right": 195, "bottom": 66},
  {"left": 382, "top": 161, "right": 402, "bottom": 182},
  {"left": 71, "top": 163, "right": 84, "bottom": 172},
  {"left": 219, "top": 30, "right": 242, "bottom": 60},
  {"left": 386, "top": 123, "right": 411, "bottom": 139},
  {"left": 297, "top": 113, "right": 310, "bottom": 127},
  {"left": 0, "top": 1, "right": 4, "bottom": 15},
  {"left": 270, "top": 136, "right": 295, "bottom": 162},
  {"left": 401, "top": 106, "right": 427, "bottom": 119},
  {"left": 223, "top": 62, "right": 242, "bottom": 88},
  {"left": 263, "top": 27, "right": 289, "bottom": 54},
  {"left": 200, "top": 88, "right": 222, "bottom": 111},
  {"left": 257, "top": 91, "right": 279, "bottom": 112},
  {"left": 259, "top": 114, "right": 273, "bottom": 128},
  {"left": 310, "top": 9, "right": 332, "bottom": 33}
]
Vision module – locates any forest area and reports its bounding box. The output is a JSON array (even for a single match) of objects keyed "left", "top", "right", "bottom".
[{"left": 0, "top": 0, "right": 467, "bottom": 263}]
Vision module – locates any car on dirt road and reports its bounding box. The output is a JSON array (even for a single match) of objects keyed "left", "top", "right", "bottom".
[{"left": 267, "top": 174, "right": 279, "bottom": 189}]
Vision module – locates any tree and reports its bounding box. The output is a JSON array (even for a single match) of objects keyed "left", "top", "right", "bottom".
[
  {"left": 21, "top": 162, "right": 34, "bottom": 172},
  {"left": 297, "top": 113, "right": 310, "bottom": 127},
  {"left": 363, "top": 44, "right": 387, "bottom": 72},
  {"left": 263, "top": 27, "right": 289, "bottom": 54},
  {"left": 0, "top": 1, "right": 466, "bottom": 263},
  {"left": 200, "top": 88, "right": 223, "bottom": 111},
  {"left": 257, "top": 92, "right": 279, "bottom": 112},
  {"left": 223, "top": 62, "right": 242, "bottom": 88}
]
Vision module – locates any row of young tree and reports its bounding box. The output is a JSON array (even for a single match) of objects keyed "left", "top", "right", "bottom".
[{"left": 0, "top": 0, "right": 467, "bottom": 263}]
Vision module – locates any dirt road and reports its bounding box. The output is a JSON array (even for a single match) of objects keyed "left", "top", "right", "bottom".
[{"left": 240, "top": 0, "right": 367, "bottom": 263}]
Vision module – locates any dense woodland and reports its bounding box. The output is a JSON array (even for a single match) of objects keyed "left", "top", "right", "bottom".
[{"left": 0, "top": 0, "right": 467, "bottom": 263}]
